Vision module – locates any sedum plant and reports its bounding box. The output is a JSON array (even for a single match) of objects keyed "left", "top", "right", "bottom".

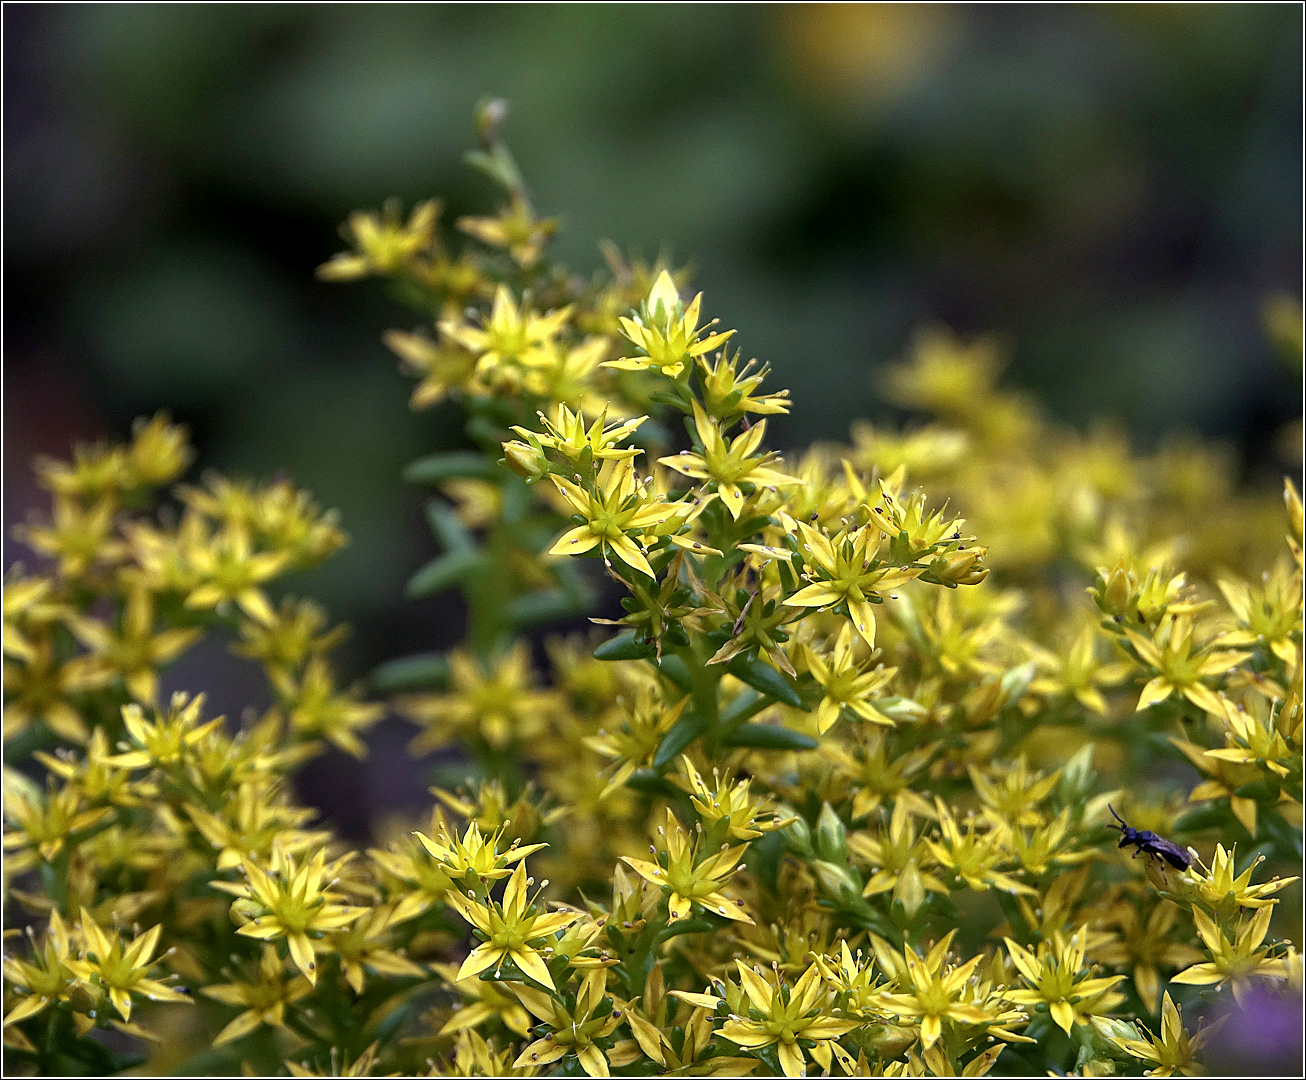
[{"left": 3, "top": 103, "right": 1302, "bottom": 1077}]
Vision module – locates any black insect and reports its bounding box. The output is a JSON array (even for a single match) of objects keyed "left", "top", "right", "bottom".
[{"left": 1107, "top": 805, "right": 1192, "bottom": 870}]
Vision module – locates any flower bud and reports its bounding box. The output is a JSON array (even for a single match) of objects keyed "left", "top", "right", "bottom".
[
  {"left": 892, "top": 859, "right": 926, "bottom": 920},
  {"left": 1100, "top": 562, "right": 1134, "bottom": 617},
  {"left": 811, "top": 859, "right": 860, "bottom": 902},
  {"left": 782, "top": 817, "right": 814, "bottom": 859},
  {"left": 814, "top": 802, "right": 847, "bottom": 864},
  {"left": 502, "top": 440, "right": 549, "bottom": 483},
  {"left": 863, "top": 1022, "right": 918, "bottom": 1059},
  {"left": 1286, "top": 479, "right": 1303, "bottom": 546}
]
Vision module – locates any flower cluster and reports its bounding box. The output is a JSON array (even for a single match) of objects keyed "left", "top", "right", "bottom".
[{"left": 4, "top": 104, "right": 1300, "bottom": 1077}]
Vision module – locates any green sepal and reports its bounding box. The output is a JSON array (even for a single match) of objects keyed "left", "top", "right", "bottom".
[
  {"left": 424, "top": 501, "right": 474, "bottom": 552},
  {"left": 370, "top": 652, "right": 451, "bottom": 692},
  {"left": 653, "top": 712, "right": 711, "bottom": 768},
  {"left": 656, "top": 918, "right": 717, "bottom": 942},
  {"left": 724, "top": 654, "right": 803, "bottom": 707},
  {"left": 721, "top": 724, "right": 817, "bottom": 751},
  {"left": 655, "top": 653, "right": 694, "bottom": 692},
  {"left": 504, "top": 589, "right": 592, "bottom": 629},
  {"left": 720, "top": 689, "right": 770, "bottom": 729},
  {"left": 1172, "top": 803, "right": 1229, "bottom": 833},
  {"left": 1233, "top": 779, "right": 1279, "bottom": 800},
  {"left": 406, "top": 547, "right": 485, "bottom": 598},
  {"left": 593, "top": 631, "right": 655, "bottom": 661},
  {"left": 649, "top": 391, "right": 690, "bottom": 413},
  {"left": 624, "top": 769, "right": 681, "bottom": 797},
  {"left": 403, "top": 451, "right": 501, "bottom": 485}
]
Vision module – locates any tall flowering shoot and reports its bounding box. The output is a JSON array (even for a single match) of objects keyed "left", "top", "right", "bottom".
[{"left": 3, "top": 102, "right": 1301, "bottom": 1077}]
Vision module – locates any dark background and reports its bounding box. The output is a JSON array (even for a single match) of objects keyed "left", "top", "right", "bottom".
[{"left": 5, "top": 5, "right": 1303, "bottom": 833}]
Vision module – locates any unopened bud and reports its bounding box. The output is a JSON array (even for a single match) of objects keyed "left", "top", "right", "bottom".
[
  {"left": 814, "top": 802, "right": 847, "bottom": 864},
  {"left": 502, "top": 440, "right": 549, "bottom": 483}
]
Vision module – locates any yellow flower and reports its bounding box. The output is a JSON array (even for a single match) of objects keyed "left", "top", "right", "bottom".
[
  {"left": 1203, "top": 694, "right": 1297, "bottom": 782},
  {"left": 35, "top": 442, "right": 129, "bottom": 500},
  {"left": 68, "top": 586, "right": 199, "bottom": 705},
  {"left": 719, "top": 960, "right": 858, "bottom": 1077},
  {"left": 458, "top": 197, "right": 558, "bottom": 268},
  {"left": 621, "top": 807, "right": 755, "bottom": 924},
  {"left": 1127, "top": 612, "right": 1249, "bottom": 715},
  {"left": 200, "top": 944, "right": 312, "bottom": 1046},
  {"left": 122, "top": 412, "right": 193, "bottom": 489},
  {"left": 1094, "top": 991, "right": 1218, "bottom": 1077},
  {"left": 968, "top": 757, "right": 1059, "bottom": 828},
  {"left": 317, "top": 198, "right": 440, "bottom": 280},
  {"left": 511, "top": 404, "right": 646, "bottom": 471},
  {"left": 433, "top": 778, "right": 560, "bottom": 846},
  {"left": 802, "top": 622, "right": 898, "bottom": 733},
  {"left": 268, "top": 656, "right": 384, "bottom": 759},
  {"left": 547, "top": 457, "right": 681, "bottom": 579},
  {"left": 1216, "top": 560, "right": 1301, "bottom": 666},
  {"left": 230, "top": 597, "right": 348, "bottom": 679},
  {"left": 443, "top": 861, "right": 582, "bottom": 990},
  {"left": 785, "top": 520, "right": 922, "bottom": 649},
  {"left": 2, "top": 634, "right": 105, "bottom": 745},
  {"left": 433, "top": 960, "right": 534, "bottom": 1038},
  {"left": 583, "top": 690, "right": 688, "bottom": 796},
  {"left": 1169, "top": 735, "right": 1265, "bottom": 837},
  {"left": 186, "top": 782, "right": 329, "bottom": 870},
  {"left": 286, "top": 1041, "right": 389, "bottom": 1078},
  {"left": 1093, "top": 900, "right": 1204, "bottom": 1015},
  {"left": 402, "top": 644, "right": 556, "bottom": 754},
  {"left": 697, "top": 350, "right": 791, "bottom": 418},
  {"left": 875, "top": 931, "right": 1000, "bottom": 1050},
  {"left": 33, "top": 729, "right": 152, "bottom": 809},
  {"left": 604, "top": 269, "right": 734, "bottom": 379},
  {"left": 2, "top": 570, "right": 66, "bottom": 664},
  {"left": 384, "top": 328, "right": 481, "bottom": 409},
  {"left": 414, "top": 818, "right": 545, "bottom": 885},
  {"left": 854, "top": 476, "right": 986, "bottom": 581},
  {"left": 1028, "top": 624, "right": 1130, "bottom": 715},
  {"left": 701, "top": 574, "right": 799, "bottom": 676},
  {"left": 328, "top": 903, "right": 425, "bottom": 995},
  {"left": 2, "top": 911, "right": 76, "bottom": 1026},
  {"left": 1089, "top": 557, "right": 1203, "bottom": 630},
  {"left": 1179, "top": 843, "right": 1298, "bottom": 918},
  {"left": 846, "top": 420, "right": 968, "bottom": 481},
  {"left": 108, "top": 693, "right": 226, "bottom": 770},
  {"left": 243, "top": 480, "right": 348, "bottom": 567},
  {"left": 848, "top": 799, "right": 948, "bottom": 908},
  {"left": 449, "top": 1028, "right": 541, "bottom": 1077},
  {"left": 67, "top": 909, "right": 191, "bottom": 1021},
  {"left": 2, "top": 770, "right": 113, "bottom": 875},
  {"left": 19, "top": 496, "right": 125, "bottom": 580},
  {"left": 1170, "top": 905, "right": 1290, "bottom": 1001},
  {"left": 521, "top": 336, "right": 617, "bottom": 415},
  {"left": 816, "top": 939, "right": 887, "bottom": 1021},
  {"left": 368, "top": 822, "right": 455, "bottom": 924},
  {"left": 676, "top": 756, "right": 793, "bottom": 842},
  {"left": 826, "top": 728, "right": 937, "bottom": 822},
  {"left": 1003, "top": 928, "right": 1125, "bottom": 1035},
  {"left": 511, "top": 969, "right": 622, "bottom": 1077},
  {"left": 881, "top": 326, "right": 1005, "bottom": 422},
  {"left": 1001, "top": 808, "right": 1096, "bottom": 877},
  {"left": 213, "top": 847, "right": 367, "bottom": 984},
  {"left": 658, "top": 402, "right": 798, "bottom": 519},
  {"left": 925, "top": 799, "right": 1033, "bottom": 896},
  {"left": 440, "top": 284, "right": 571, "bottom": 381},
  {"left": 183, "top": 524, "right": 288, "bottom": 626}
]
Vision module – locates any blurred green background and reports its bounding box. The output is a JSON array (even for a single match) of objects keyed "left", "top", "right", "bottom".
[{"left": 4, "top": 5, "right": 1301, "bottom": 836}]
